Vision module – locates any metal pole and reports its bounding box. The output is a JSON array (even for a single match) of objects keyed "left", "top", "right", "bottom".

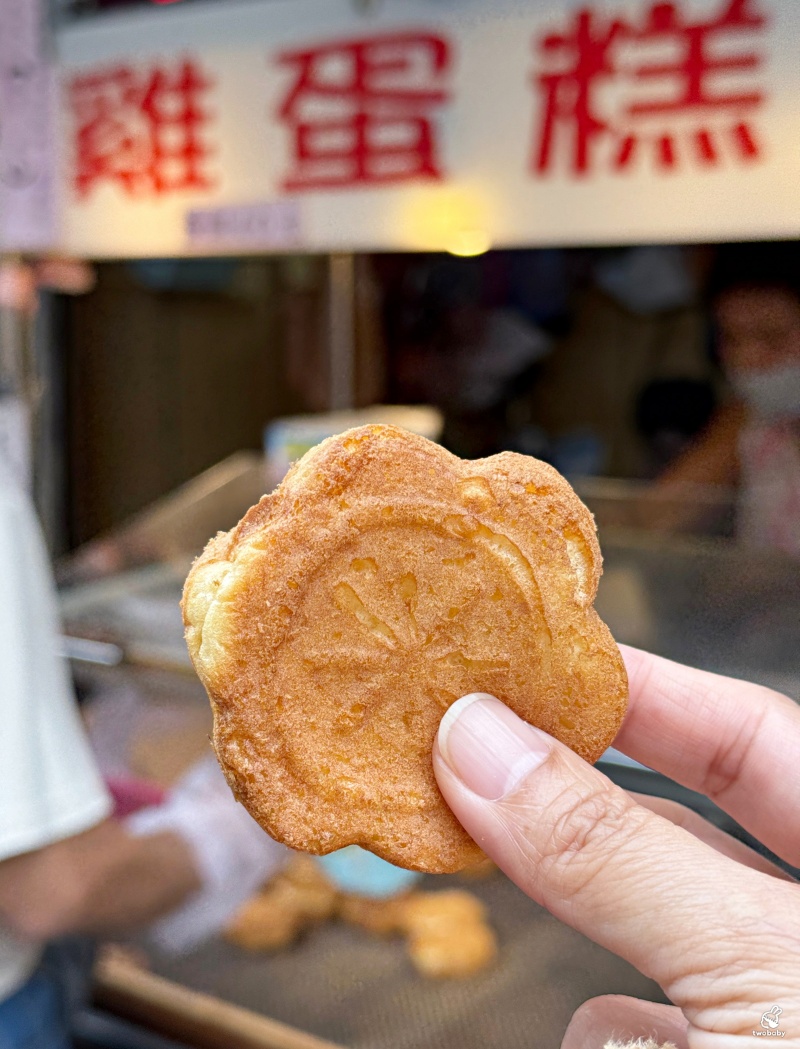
[{"left": 327, "top": 253, "right": 356, "bottom": 411}]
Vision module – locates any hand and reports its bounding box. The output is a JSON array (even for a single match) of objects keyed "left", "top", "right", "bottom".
[
  {"left": 126, "top": 755, "right": 290, "bottom": 953},
  {"left": 433, "top": 646, "right": 800, "bottom": 1048}
]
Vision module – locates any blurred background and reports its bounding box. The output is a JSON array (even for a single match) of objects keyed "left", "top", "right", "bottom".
[{"left": 1, "top": 0, "right": 799, "bottom": 1047}]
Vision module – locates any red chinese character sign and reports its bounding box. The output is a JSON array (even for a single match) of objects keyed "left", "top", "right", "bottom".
[
  {"left": 56, "top": 0, "right": 800, "bottom": 257},
  {"left": 533, "top": 0, "right": 769, "bottom": 177},
  {"left": 70, "top": 58, "right": 216, "bottom": 198},
  {"left": 276, "top": 32, "right": 451, "bottom": 190}
]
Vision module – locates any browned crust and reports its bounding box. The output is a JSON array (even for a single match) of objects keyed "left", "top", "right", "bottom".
[{"left": 182, "top": 425, "right": 628, "bottom": 873}]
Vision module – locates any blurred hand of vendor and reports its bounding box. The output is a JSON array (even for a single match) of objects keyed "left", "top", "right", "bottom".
[
  {"left": 650, "top": 244, "right": 800, "bottom": 555},
  {"left": 0, "top": 468, "right": 287, "bottom": 1045},
  {"left": 434, "top": 648, "right": 800, "bottom": 1048}
]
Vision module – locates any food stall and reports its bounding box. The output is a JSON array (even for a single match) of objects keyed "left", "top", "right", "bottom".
[
  {"left": 2, "top": 0, "right": 799, "bottom": 1045},
  {"left": 59, "top": 447, "right": 800, "bottom": 1048}
]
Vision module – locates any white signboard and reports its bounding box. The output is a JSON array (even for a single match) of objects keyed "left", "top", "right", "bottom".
[
  {"left": 0, "top": 0, "right": 57, "bottom": 252},
  {"left": 56, "top": 0, "right": 800, "bottom": 257}
]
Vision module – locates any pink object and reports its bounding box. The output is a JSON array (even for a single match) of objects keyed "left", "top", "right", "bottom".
[{"left": 106, "top": 776, "right": 166, "bottom": 818}]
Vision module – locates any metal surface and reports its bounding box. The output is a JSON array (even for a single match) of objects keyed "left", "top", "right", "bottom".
[
  {"left": 60, "top": 562, "right": 194, "bottom": 672},
  {"left": 149, "top": 872, "right": 665, "bottom": 1049}
]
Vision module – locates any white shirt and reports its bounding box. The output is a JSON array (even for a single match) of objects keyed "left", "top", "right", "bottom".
[{"left": 0, "top": 473, "right": 111, "bottom": 1001}]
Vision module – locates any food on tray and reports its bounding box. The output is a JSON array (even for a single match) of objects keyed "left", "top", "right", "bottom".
[
  {"left": 183, "top": 425, "right": 627, "bottom": 874},
  {"left": 226, "top": 858, "right": 497, "bottom": 979},
  {"left": 402, "top": 887, "right": 486, "bottom": 933},
  {"left": 403, "top": 889, "right": 498, "bottom": 979},
  {"left": 225, "top": 855, "right": 337, "bottom": 951},
  {"left": 407, "top": 922, "right": 497, "bottom": 979},
  {"left": 338, "top": 893, "right": 411, "bottom": 938},
  {"left": 224, "top": 892, "right": 302, "bottom": 952}
]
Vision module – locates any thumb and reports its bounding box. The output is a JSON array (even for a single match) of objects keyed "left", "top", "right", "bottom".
[{"left": 433, "top": 693, "right": 776, "bottom": 997}]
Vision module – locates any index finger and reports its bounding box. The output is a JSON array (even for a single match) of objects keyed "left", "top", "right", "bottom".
[{"left": 615, "top": 645, "right": 800, "bottom": 866}]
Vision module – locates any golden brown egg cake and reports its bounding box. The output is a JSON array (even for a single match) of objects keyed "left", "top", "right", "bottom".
[{"left": 182, "top": 424, "right": 628, "bottom": 873}]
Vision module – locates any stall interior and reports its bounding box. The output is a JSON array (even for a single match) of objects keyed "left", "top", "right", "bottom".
[
  {"left": 51, "top": 240, "right": 800, "bottom": 1048},
  {"left": 63, "top": 246, "right": 718, "bottom": 537}
]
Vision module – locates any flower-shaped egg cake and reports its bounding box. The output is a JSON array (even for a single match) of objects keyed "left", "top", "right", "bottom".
[{"left": 182, "top": 425, "right": 627, "bottom": 873}]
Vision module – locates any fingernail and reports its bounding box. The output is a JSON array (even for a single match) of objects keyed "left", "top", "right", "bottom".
[{"left": 438, "top": 694, "right": 553, "bottom": 801}]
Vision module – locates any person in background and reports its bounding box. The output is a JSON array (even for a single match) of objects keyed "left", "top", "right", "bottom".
[
  {"left": 651, "top": 242, "right": 800, "bottom": 555},
  {"left": 635, "top": 378, "right": 716, "bottom": 477},
  {"left": 0, "top": 457, "right": 287, "bottom": 1048}
]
